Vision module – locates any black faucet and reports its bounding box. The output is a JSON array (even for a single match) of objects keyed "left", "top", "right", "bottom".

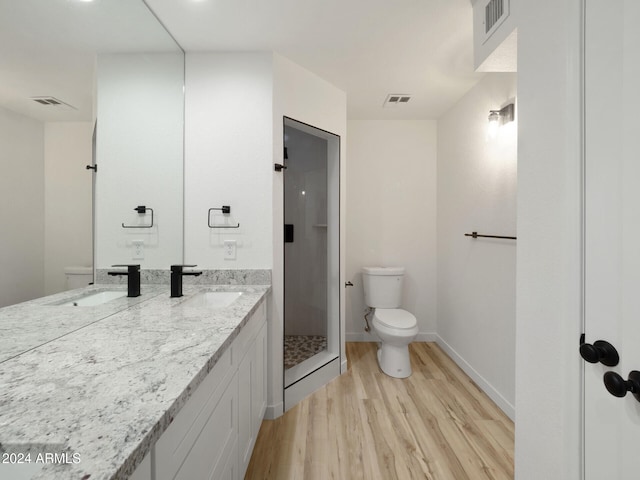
[
  {"left": 108, "top": 264, "right": 141, "bottom": 297},
  {"left": 171, "top": 265, "right": 203, "bottom": 297}
]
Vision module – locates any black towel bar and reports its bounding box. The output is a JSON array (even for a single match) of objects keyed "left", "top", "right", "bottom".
[{"left": 464, "top": 231, "right": 516, "bottom": 240}]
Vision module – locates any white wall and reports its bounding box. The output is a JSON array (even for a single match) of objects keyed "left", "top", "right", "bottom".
[
  {"left": 184, "top": 53, "right": 273, "bottom": 269},
  {"left": 0, "top": 106, "right": 44, "bottom": 307},
  {"left": 516, "top": 0, "right": 583, "bottom": 478},
  {"left": 345, "top": 120, "right": 437, "bottom": 341},
  {"left": 437, "top": 73, "right": 517, "bottom": 419},
  {"left": 95, "top": 53, "right": 184, "bottom": 269},
  {"left": 44, "top": 122, "right": 93, "bottom": 294}
]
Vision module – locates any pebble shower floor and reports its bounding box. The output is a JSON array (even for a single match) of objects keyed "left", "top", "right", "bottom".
[{"left": 283, "top": 335, "right": 327, "bottom": 370}]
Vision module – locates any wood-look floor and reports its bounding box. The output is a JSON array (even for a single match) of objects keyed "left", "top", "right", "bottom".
[{"left": 245, "top": 342, "right": 514, "bottom": 480}]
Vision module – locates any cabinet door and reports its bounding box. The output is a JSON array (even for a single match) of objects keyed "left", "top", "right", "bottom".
[
  {"left": 129, "top": 452, "right": 151, "bottom": 480},
  {"left": 155, "top": 349, "right": 233, "bottom": 480},
  {"left": 173, "top": 373, "right": 238, "bottom": 480},
  {"left": 252, "top": 323, "right": 268, "bottom": 431},
  {"left": 237, "top": 343, "right": 255, "bottom": 476},
  {"left": 239, "top": 321, "right": 268, "bottom": 477},
  {"left": 215, "top": 444, "right": 238, "bottom": 480}
]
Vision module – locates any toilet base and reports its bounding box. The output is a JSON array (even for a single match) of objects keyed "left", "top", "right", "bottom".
[{"left": 377, "top": 343, "right": 412, "bottom": 378}]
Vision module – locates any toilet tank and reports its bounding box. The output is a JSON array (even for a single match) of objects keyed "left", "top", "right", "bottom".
[
  {"left": 65, "top": 266, "right": 93, "bottom": 290},
  {"left": 362, "top": 267, "right": 404, "bottom": 308}
]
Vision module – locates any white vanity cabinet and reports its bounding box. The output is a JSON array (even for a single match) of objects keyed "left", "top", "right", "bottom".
[
  {"left": 152, "top": 299, "right": 267, "bottom": 480},
  {"left": 238, "top": 321, "right": 268, "bottom": 474},
  {"left": 129, "top": 452, "right": 152, "bottom": 480}
]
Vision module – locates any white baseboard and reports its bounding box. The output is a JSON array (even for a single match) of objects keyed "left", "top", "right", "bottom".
[
  {"left": 414, "top": 332, "right": 438, "bottom": 342},
  {"left": 345, "top": 331, "right": 376, "bottom": 342},
  {"left": 263, "top": 402, "right": 283, "bottom": 420},
  {"left": 435, "top": 335, "right": 515, "bottom": 421},
  {"left": 345, "top": 331, "right": 438, "bottom": 342}
]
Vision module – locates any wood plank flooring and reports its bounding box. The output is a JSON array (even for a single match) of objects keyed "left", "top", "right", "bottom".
[{"left": 245, "top": 342, "right": 514, "bottom": 480}]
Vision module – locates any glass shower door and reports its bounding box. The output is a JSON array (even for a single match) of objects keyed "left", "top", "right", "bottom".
[{"left": 283, "top": 117, "right": 340, "bottom": 409}]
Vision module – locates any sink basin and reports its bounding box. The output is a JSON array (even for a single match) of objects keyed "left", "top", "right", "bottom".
[
  {"left": 180, "top": 291, "right": 242, "bottom": 309},
  {"left": 57, "top": 291, "right": 128, "bottom": 307}
]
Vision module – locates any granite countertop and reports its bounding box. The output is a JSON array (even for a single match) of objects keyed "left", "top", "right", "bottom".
[
  {"left": 0, "top": 285, "right": 168, "bottom": 365},
  {"left": 0, "top": 283, "right": 270, "bottom": 480}
]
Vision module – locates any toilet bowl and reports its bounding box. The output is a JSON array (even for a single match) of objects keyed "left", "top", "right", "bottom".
[
  {"left": 362, "top": 266, "right": 418, "bottom": 378},
  {"left": 372, "top": 308, "right": 418, "bottom": 378}
]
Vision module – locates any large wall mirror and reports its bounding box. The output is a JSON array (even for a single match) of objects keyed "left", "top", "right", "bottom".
[{"left": 0, "top": 0, "right": 184, "bottom": 309}]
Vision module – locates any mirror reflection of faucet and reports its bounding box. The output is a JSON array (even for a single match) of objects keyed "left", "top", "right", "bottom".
[
  {"left": 170, "top": 265, "right": 203, "bottom": 298},
  {"left": 107, "top": 264, "right": 141, "bottom": 297}
]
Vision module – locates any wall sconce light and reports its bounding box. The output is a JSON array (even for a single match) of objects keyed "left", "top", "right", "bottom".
[{"left": 488, "top": 103, "right": 515, "bottom": 139}]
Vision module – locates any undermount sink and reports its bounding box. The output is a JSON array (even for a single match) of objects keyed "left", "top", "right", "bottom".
[
  {"left": 57, "top": 291, "right": 128, "bottom": 307},
  {"left": 180, "top": 291, "right": 243, "bottom": 309}
]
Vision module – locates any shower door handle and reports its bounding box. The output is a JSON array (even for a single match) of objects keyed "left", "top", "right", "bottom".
[{"left": 284, "top": 224, "right": 294, "bottom": 243}]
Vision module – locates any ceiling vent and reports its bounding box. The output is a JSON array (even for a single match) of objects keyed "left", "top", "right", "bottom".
[
  {"left": 30, "top": 96, "right": 77, "bottom": 110},
  {"left": 482, "top": 0, "right": 509, "bottom": 43},
  {"left": 383, "top": 94, "right": 412, "bottom": 107}
]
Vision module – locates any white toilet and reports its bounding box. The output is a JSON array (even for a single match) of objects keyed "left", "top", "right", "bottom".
[
  {"left": 64, "top": 266, "right": 93, "bottom": 290},
  {"left": 362, "top": 266, "right": 418, "bottom": 378}
]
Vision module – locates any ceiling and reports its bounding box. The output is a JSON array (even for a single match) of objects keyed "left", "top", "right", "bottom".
[
  {"left": 0, "top": 0, "right": 180, "bottom": 122},
  {"left": 146, "top": 0, "right": 483, "bottom": 119},
  {"left": 0, "top": 0, "right": 482, "bottom": 122}
]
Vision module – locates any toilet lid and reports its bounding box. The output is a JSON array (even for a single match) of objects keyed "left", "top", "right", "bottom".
[{"left": 374, "top": 309, "right": 417, "bottom": 329}]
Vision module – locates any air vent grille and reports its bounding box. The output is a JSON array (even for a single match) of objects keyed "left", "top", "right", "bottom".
[
  {"left": 383, "top": 94, "right": 412, "bottom": 107},
  {"left": 30, "top": 96, "right": 77, "bottom": 110},
  {"left": 485, "top": 0, "right": 505, "bottom": 34}
]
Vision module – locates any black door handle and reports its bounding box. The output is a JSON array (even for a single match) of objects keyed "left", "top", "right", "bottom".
[
  {"left": 579, "top": 337, "right": 619, "bottom": 366},
  {"left": 284, "top": 224, "right": 294, "bottom": 243},
  {"left": 603, "top": 371, "right": 640, "bottom": 403}
]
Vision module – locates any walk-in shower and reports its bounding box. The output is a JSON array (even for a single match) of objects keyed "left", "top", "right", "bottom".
[{"left": 282, "top": 117, "right": 340, "bottom": 410}]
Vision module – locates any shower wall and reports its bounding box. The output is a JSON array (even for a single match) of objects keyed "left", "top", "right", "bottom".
[{"left": 284, "top": 126, "right": 328, "bottom": 336}]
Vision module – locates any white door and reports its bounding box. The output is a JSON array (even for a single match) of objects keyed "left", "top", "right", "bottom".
[{"left": 584, "top": 1, "right": 640, "bottom": 478}]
